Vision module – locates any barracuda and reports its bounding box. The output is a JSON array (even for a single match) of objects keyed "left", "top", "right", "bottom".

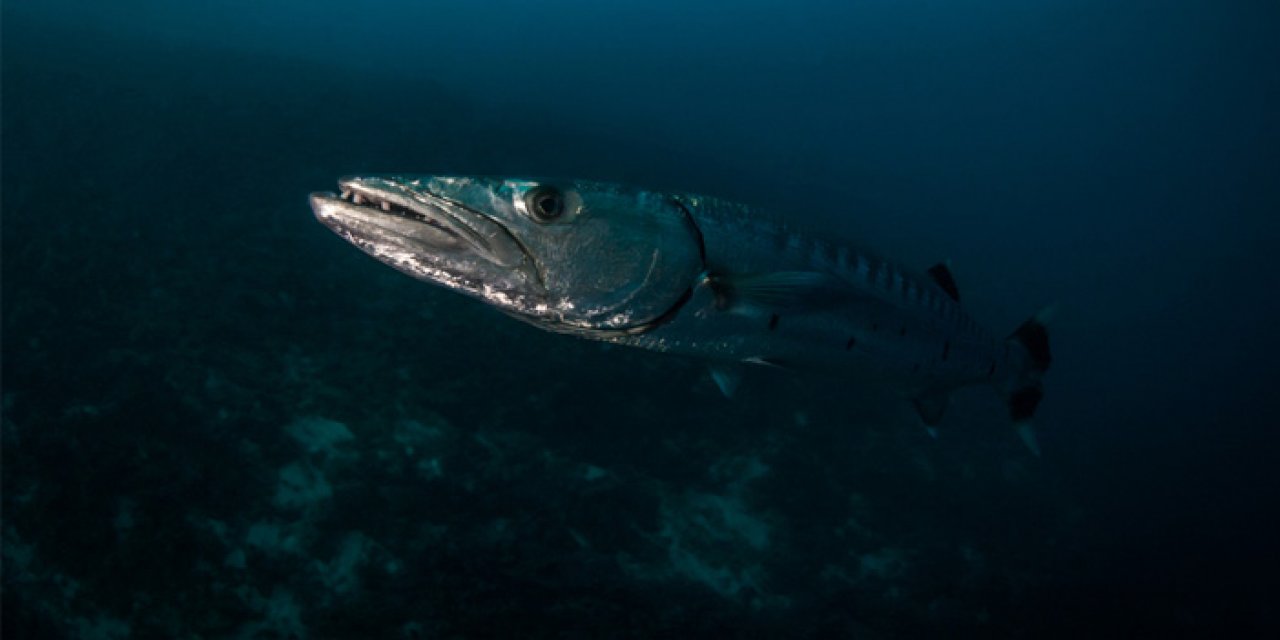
[{"left": 311, "top": 176, "right": 1051, "bottom": 453}]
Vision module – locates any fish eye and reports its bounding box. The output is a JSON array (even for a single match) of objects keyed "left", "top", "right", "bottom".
[{"left": 525, "top": 186, "right": 565, "bottom": 221}]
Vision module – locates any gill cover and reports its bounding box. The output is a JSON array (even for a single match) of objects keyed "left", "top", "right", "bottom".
[{"left": 417, "top": 177, "right": 706, "bottom": 333}]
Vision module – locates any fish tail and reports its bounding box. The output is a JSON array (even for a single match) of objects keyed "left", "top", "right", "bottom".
[{"left": 1006, "top": 308, "right": 1053, "bottom": 456}]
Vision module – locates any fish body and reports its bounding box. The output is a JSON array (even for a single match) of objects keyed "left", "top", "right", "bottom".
[
  {"left": 311, "top": 176, "right": 1050, "bottom": 451},
  {"left": 614, "top": 195, "right": 1009, "bottom": 390}
]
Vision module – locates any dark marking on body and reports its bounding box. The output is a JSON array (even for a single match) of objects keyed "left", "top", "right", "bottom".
[
  {"left": 987, "top": 361, "right": 997, "bottom": 377},
  {"left": 899, "top": 326, "right": 907, "bottom": 337},
  {"left": 768, "top": 314, "right": 780, "bottom": 331},
  {"left": 912, "top": 363, "right": 921, "bottom": 374},
  {"left": 845, "top": 337, "right": 856, "bottom": 350},
  {"left": 942, "top": 341, "right": 951, "bottom": 361}
]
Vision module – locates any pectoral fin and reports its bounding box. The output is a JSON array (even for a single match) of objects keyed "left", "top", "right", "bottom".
[{"left": 708, "top": 364, "right": 743, "bottom": 398}]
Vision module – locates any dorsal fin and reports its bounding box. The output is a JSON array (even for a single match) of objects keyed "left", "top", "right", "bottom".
[
  {"left": 1008, "top": 316, "right": 1052, "bottom": 372},
  {"left": 927, "top": 262, "right": 961, "bottom": 302}
]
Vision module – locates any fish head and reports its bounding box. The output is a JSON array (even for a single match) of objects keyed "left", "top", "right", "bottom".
[{"left": 311, "top": 176, "right": 705, "bottom": 334}]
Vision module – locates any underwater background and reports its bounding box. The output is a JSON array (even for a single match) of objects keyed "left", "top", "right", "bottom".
[{"left": 3, "top": 0, "right": 1277, "bottom": 637}]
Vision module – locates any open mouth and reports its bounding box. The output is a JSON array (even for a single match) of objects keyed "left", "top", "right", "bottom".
[
  {"left": 311, "top": 177, "right": 530, "bottom": 271},
  {"left": 314, "top": 178, "right": 461, "bottom": 240}
]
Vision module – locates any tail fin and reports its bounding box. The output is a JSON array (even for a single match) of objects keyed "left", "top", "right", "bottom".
[{"left": 1007, "top": 312, "right": 1052, "bottom": 456}]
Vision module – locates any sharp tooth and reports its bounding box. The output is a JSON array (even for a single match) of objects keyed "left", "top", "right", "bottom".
[
  {"left": 381, "top": 200, "right": 392, "bottom": 212},
  {"left": 341, "top": 189, "right": 352, "bottom": 200},
  {"left": 353, "top": 193, "right": 365, "bottom": 205}
]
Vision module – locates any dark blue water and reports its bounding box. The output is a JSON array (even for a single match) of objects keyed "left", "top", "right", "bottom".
[{"left": 4, "top": 1, "right": 1277, "bottom": 636}]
